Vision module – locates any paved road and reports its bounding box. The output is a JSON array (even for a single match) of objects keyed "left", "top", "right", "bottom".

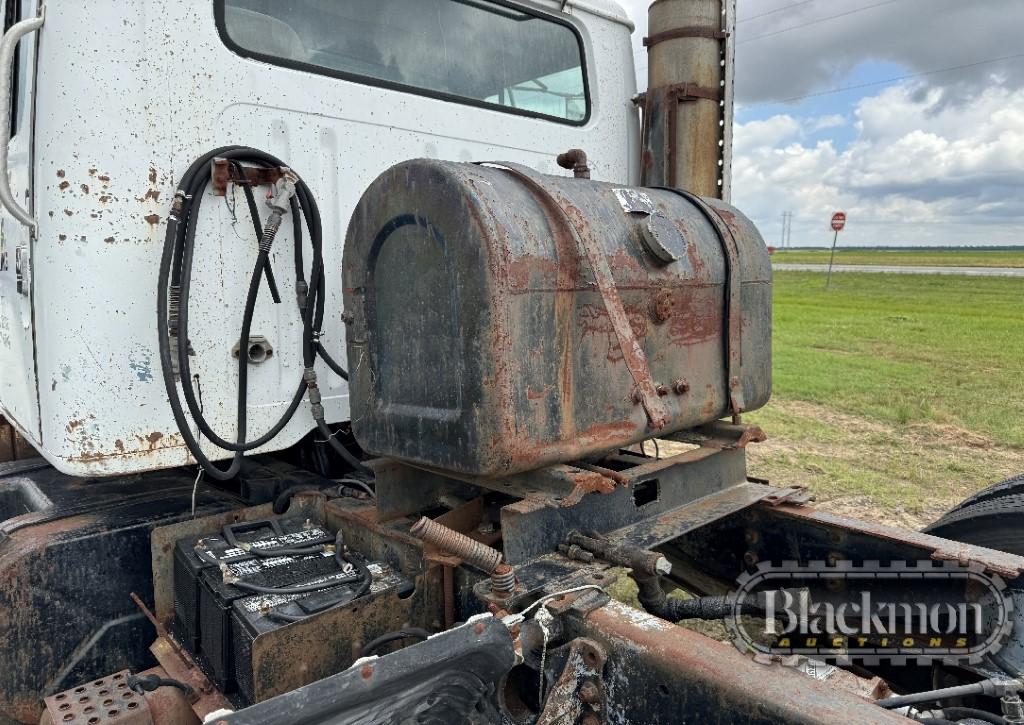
[{"left": 772, "top": 263, "right": 1024, "bottom": 277}]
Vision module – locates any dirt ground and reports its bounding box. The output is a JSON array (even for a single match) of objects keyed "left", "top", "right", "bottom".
[{"left": 741, "top": 398, "right": 1024, "bottom": 528}]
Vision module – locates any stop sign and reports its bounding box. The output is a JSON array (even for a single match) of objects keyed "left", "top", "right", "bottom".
[{"left": 831, "top": 212, "right": 846, "bottom": 231}]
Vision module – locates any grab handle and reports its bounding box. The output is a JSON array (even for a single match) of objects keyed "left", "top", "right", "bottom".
[{"left": 0, "top": 8, "right": 43, "bottom": 236}]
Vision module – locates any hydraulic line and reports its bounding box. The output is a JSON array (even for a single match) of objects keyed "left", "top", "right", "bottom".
[
  {"left": 127, "top": 673, "right": 193, "bottom": 697},
  {"left": 879, "top": 679, "right": 1019, "bottom": 710},
  {"left": 265, "top": 547, "right": 374, "bottom": 623},
  {"left": 158, "top": 146, "right": 371, "bottom": 479},
  {"left": 229, "top": 574, "right": 361, "bottom": 596},
  {"left": 359, "top": 628, "right": 432, "bottom": 657}
]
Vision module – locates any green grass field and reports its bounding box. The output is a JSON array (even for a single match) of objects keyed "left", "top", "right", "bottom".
[
  {"left": 735, "top": 271, "right": 1023, "bottom": 527},
  {"left": 620, "top": 268, "right": 1024, "bottom": 609},
  {"left": 772, "top": 248, "right": 1024, "bottom": 268}
]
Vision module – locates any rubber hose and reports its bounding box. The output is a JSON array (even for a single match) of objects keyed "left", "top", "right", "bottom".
[
  {"left": 231, "top": 574, "right": 360, "bottom": 596},
  {"left": 158, "top": 147, "right": 363, "bottom": 480},
  {"left": 358, "top": 628, "right": 432, "bottom": 658},
  {"left": 879, "top": 682, "right": 990, "bottom": 709},
  {"left": 272, "top": 484, "right": 324, "bottom": 515},
  {"left": 940, "top": 707, "right": 1006, "bottom": 724}
]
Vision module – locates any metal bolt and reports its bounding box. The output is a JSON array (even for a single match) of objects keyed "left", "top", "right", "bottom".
[
  {"left": 579, "top": 713, "right": 601, "bottom": 725},
  {"left": 742, "top": 551, "right": 758, "bottom": 567},
  {"left": 578, "top": 682, "right": 601, "bottom": 704},
  {"left": 558, "top": 544, "right": 596, "bottom": 563},
  {"left": 491, "top": 563, "right": 516, "bottom": 595},
  {"left": 744, "top": 529, "right": 759, "bottom": 545},
  {"left": 655, "top": 383, "right": 669, "bottom": 396},
  {"left": 672, "top": 378, "right": 690, "bottom": 395}
]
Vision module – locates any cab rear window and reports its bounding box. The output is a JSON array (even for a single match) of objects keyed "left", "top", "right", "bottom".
[{"left": 217, "top": 0, "right": 589, "bottom": 124}]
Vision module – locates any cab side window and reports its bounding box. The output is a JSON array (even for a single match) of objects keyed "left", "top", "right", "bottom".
[{"left": 218, "top": 0, "right": 589, "bottom": 125}]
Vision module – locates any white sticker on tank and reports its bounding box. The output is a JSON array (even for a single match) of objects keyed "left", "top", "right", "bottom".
[{"left": 612, "top": 188, "right": 656, "bottom": 215}]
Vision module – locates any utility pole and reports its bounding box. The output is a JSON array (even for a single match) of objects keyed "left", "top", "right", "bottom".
[{"left": 780, "top": 211, "right": 792, "bottom": 248}]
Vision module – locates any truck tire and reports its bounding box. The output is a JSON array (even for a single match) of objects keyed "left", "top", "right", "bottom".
[
  {"left": 924, "top": 486, "right": 1024, "bottom": 554},
  {"left": 943, "top": 473, "right": 1024, "bottom": 513}
]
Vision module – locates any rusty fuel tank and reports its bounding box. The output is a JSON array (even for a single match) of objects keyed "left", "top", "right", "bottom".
[{"left": 342, "top": 160, "right": 771, "bottom": 478}]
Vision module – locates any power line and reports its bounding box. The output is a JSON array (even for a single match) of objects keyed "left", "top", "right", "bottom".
[
  {"left": 737, "top": 0, "right": 818, "bottom": 25},
  {"left": 739, "top": 0, "right": 907, "bottom": 44},
  {"left": 747, "top": 52, "right": 1024, "bottom": 106}
]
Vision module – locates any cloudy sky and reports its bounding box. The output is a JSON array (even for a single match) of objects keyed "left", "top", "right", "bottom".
[{"left": 619, "top": 0, "right": 1024, "bottom": 247}]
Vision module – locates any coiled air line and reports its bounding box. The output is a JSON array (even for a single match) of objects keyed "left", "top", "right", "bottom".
[{"left": 158, "top": 146, "right": 371, "bottom": 480}]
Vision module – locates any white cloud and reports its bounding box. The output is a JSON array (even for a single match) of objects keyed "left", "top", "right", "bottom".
[
  {"left": 733, "top": 114, "right": 802, "bottom": 153},
  {"left": 732, "top": 84, "right": 1024, "bottom": 245},
  {"left": 808, "top": 114, "right": 847, "bottom": 132},
  {"left": 615, "top": 0, "right": 1024, "bottom": 245}
]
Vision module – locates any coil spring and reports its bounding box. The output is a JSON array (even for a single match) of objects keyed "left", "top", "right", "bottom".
[
  {"left": 259, "top": 214, "right": 281, "bottom": 253},
  {"left": 490, "top": 564, "right": 516, "bottom": 594},
  {"left": 410, "top": 517, "right": 503, "bottom": 574},
  {"left": 167, "top": 284, "right": 181, "bottom": 329}
]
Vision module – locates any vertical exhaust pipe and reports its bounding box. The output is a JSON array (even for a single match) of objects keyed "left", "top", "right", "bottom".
[{"left": 639, "top": 0, "right": 735, "bottom": 200}]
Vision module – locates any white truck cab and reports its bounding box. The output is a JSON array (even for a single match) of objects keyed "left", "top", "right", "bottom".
[{"left": 0, "top": 0, "right": 638, "bottom": 476}]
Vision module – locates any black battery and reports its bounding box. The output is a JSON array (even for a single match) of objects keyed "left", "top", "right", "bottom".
[
  {"left": 172, "top": 517, "right": 335, "bottom": 689},
  {"left": 231, "top": 563, "right": 414, "bottom": 705}
]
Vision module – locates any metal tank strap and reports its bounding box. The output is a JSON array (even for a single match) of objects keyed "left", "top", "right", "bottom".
[
  {"left": 654, "top": 187, "right": 745, "bottom": 414},
  {"left": 475, "top": 162, "right": 670, "bottom": 430}
]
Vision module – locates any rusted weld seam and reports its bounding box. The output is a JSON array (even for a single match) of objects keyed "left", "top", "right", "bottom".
[
  {"left": 669, "top": 82, "right": 723, "bottom": 103},
  {"left": 478, "top": 161, "right": 670, "bottom": 430},
  {"left": 644, "top": 26, "right": 728, "bottom": 47},
  {"left": 655, "top": 188, "right": 745, "bottom": 413}
]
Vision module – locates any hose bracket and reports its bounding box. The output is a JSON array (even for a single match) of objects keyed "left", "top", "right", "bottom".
[{"left": 211, "top": 158, "right": 289, "bottom": 196}]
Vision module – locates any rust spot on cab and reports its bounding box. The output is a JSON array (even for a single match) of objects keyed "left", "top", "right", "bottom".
[
  {"left": 56, "top": 169, "right": 65, "bottom": 178},
  {"left": 58, "top": 181, "right": 70, "bottom": 191},
  {"left": 148, "top": 167, "right": 158, "bottom": 185},
  {"left": 144, "top": 213, "right": 161, "bottom": 226}
]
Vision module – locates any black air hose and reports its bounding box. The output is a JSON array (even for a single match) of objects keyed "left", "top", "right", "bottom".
[
  {"left": 127, "top": 672, "right": 192, "bottom": 697},
  {"left": 157, "top": 146, "right": 371, "bottom": 479},
  {"left": 937, "top": 707, "right": 1007, "bottom": 724},
  {"left": 358, "top": 628, "right": 432, "bottom": 657},
  {"left": 263, "top": 541, "right": 374, "bottom": 623}
]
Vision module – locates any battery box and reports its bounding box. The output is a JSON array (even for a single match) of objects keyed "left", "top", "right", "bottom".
[
  {"left": 172, "top": 517, "right": 333, "bottom": 653},
  {"left": 172, "top": 516, "right": 414, "bottom": 703},
  {"left": 174, "top": 518, "right": 339, "bottom": 688},
  {"left": 231, "top": 562, "right": 412, "bottom": 704}
]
